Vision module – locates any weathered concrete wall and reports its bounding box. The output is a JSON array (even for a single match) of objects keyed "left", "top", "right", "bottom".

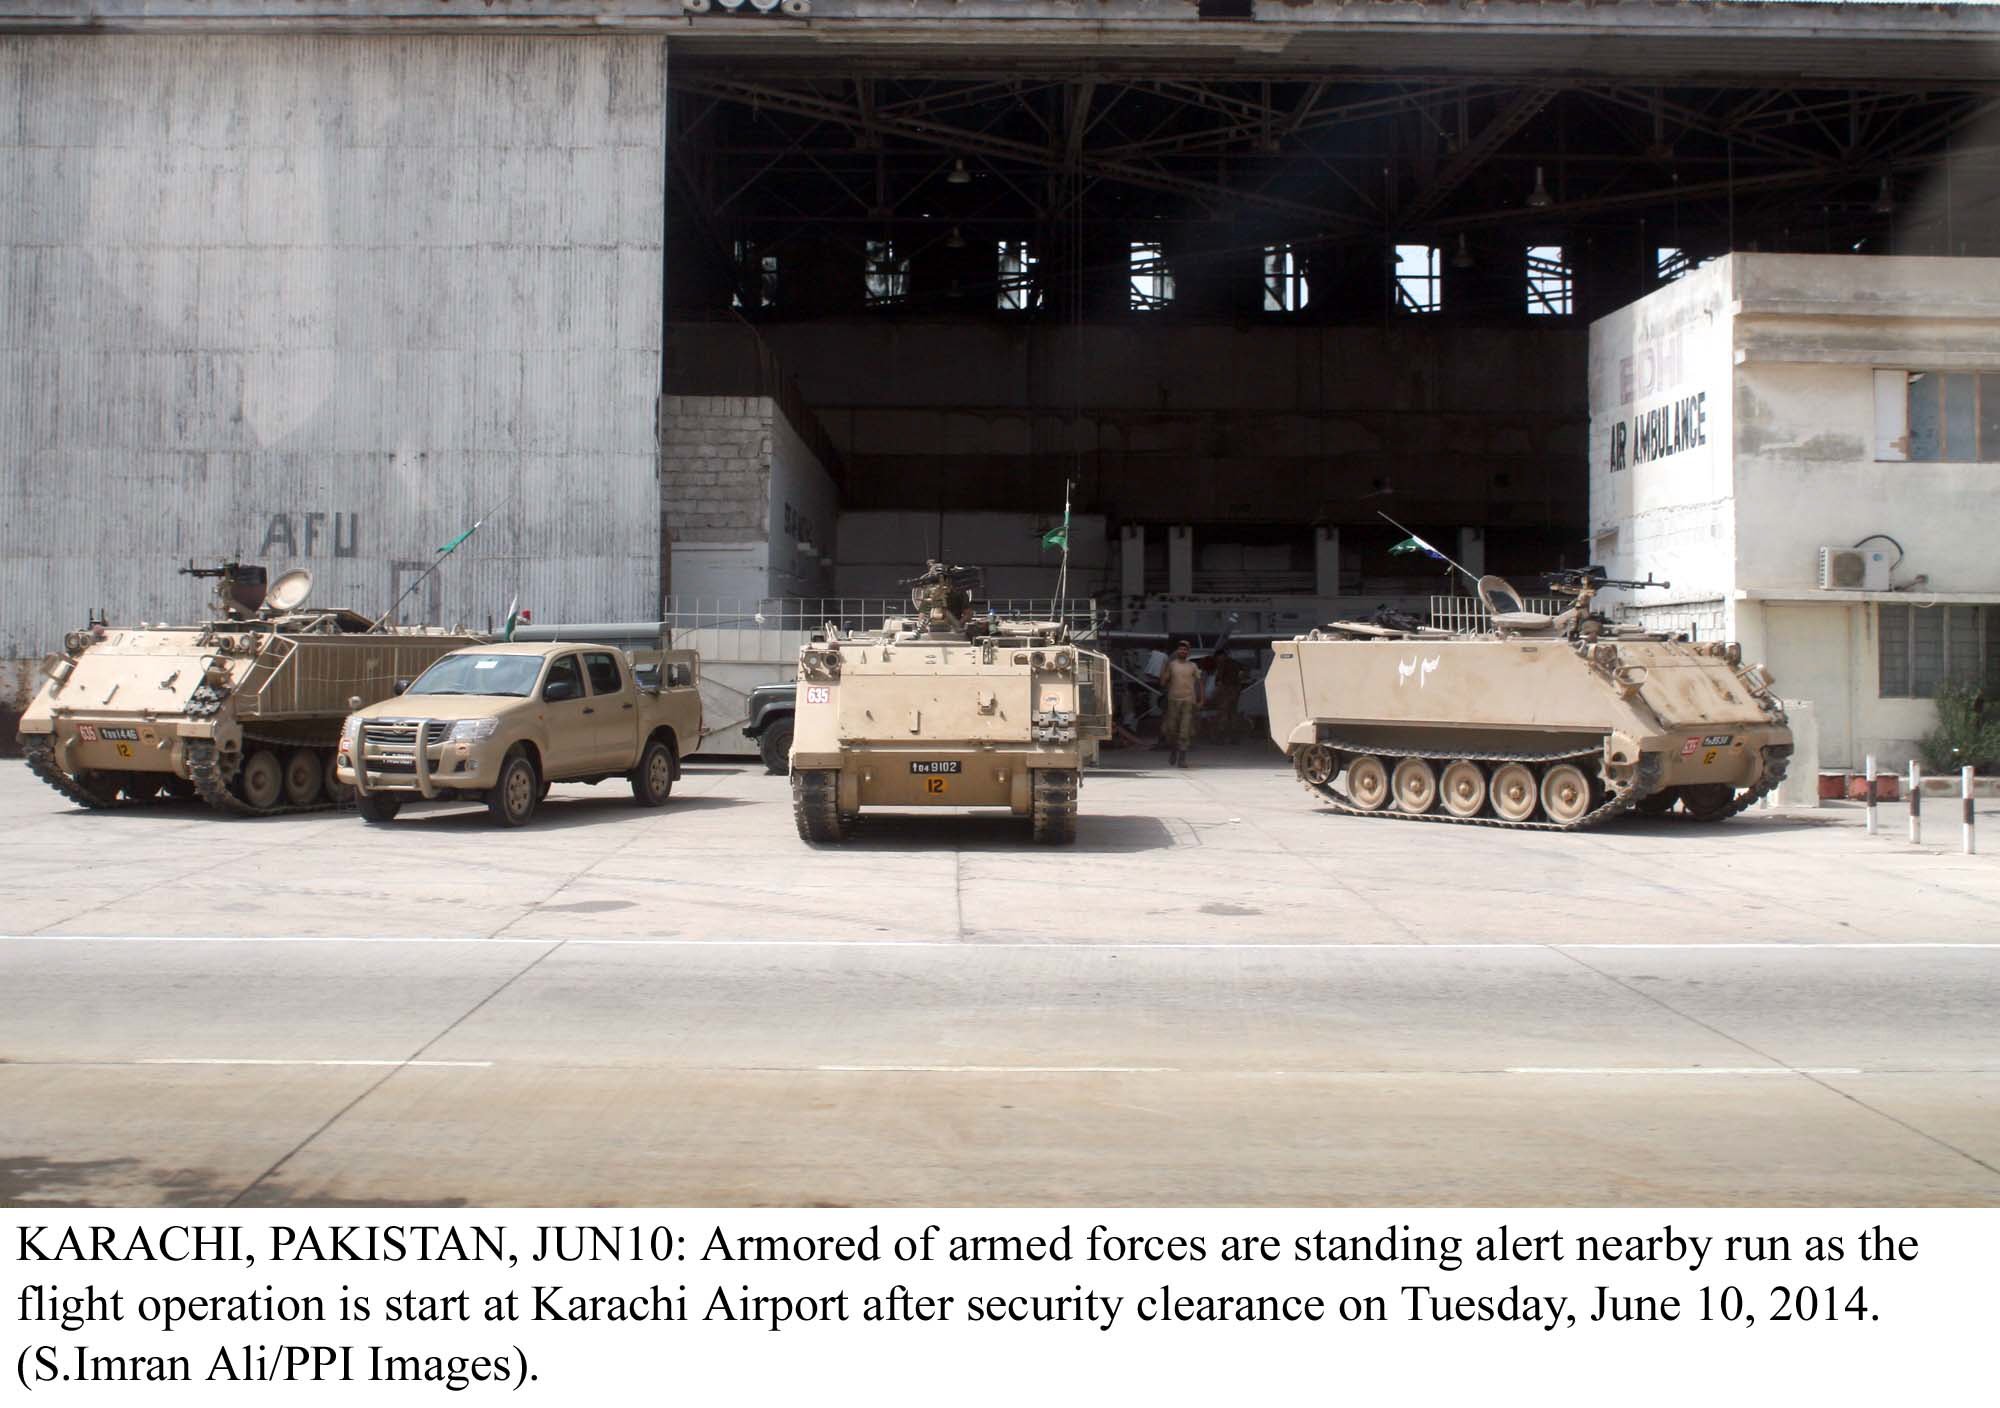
[
  {"left": 1590, "top": 252, "right": 2000, "bottom": 771},
  {"left": 661, "top": 393, "right": 837, "bottom": 601},
  {"left": 0, "top": 34, "right": 666, "bottom": 736}
]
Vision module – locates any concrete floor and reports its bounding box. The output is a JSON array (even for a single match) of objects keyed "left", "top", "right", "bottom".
[{"left": 2, "top": 747, "right": 1995, "bottom": 1206}]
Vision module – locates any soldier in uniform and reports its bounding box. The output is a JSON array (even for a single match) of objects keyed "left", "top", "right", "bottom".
[{"left": 1157, "top": 640, "right": 1204, "bottom": 767}]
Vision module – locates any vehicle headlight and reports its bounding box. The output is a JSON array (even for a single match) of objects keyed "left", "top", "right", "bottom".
[
  {"left": 445, "top": 717, "right": 500, "bottom": 743},
  {"left": 340, "top": 715, "right": 360, "bottom": 747}
]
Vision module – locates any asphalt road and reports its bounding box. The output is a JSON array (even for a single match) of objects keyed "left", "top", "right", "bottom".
[
  {"left": 2, "top": 755, "right": 1995, "bottom": 1206},
  {"left": 4, "top": 936, "right": 1997, "bottom": 1206}
]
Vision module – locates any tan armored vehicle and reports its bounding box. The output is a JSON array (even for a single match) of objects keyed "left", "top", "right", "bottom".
[
  {"left": 337, "top": 639, "right": 703, "bottom": 827},
  {"left": 19, "top": 563, "right": 478, "bottom": 816},
  {"left": 789, "top": 562, "right": 1111, "bottom": 845},
  {"left": 1263, "top": 569, "right": 1792, "bottom": 830}
]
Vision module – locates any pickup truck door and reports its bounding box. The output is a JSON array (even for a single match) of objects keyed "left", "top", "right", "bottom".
[
  {"left": 538, "top": 653, "right": 591, "bottom": 778},
  {"left": 581, "top": 650, "right": 637, "bottom": 769}
]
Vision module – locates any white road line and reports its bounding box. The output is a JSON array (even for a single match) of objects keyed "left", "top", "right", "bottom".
[
  {"left": 5, "top": 936, "right": 1997, "bottom": 951},
  {"left": 817, "top": 1065, "right": 1178, "bottom": 1074},
  {"left": 1506, "top": 1066, "right": 1862, "bottom": 1076},
  {"left": 136, "top": 1058, "right": 494, "bottom": 1069}
]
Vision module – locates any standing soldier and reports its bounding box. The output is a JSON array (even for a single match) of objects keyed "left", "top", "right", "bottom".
[{"left": 1157, "top": 640, "right": 1203, "bottom": 767}]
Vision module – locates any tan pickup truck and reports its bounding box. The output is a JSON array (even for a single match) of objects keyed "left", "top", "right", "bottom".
[{"left": 335, "top": 641, "right": 703, "bottom": 827}]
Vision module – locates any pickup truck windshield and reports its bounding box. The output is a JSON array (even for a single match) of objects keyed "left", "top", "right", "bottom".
[{"left": 407, "top": 654, "right": 544, "bottom": 697}]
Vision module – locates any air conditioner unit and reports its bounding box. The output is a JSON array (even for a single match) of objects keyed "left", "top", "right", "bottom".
[{"left": 1818, "top": 546, "right": 1890, "bottom": 592}]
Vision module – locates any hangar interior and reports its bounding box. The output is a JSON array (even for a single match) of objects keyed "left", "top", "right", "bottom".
[{"left": 660, "top": 4, "right": 2000, "bottom": 617}]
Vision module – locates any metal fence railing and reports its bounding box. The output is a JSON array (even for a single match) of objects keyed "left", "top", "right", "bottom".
[
  {"left": 663, "top": 596, "right": 1101, "bottom": 645},
  {"left": 1428, "top": 595, "right": 1565, "bottom": 633}
]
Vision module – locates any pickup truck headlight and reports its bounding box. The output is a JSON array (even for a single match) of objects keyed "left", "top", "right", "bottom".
[{"left": 444, "top": 717, "right": 500, "bottom": 743}]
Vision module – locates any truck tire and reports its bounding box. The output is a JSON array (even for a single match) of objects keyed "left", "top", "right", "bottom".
[
  {"left": 487, "top": 750, "right": 541, "bottom": 828},
  {"left": 632, "top": 738, "right": 675, "bottom": 806},
  {"left": 759, "top": 717, "right": 795, "bottom": 775},
  {"left": 356, "top": 793, "right": 402, "bottom": 824}
]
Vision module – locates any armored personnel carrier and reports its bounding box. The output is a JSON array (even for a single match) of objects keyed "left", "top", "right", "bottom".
[
  {"left": 789, "top": 562, "right": 1112, "bottom": 845},
  {"left": 1263, "top": 569, "right": 1792, "bottom": 830},
  {"left": 20, "top": 563, "right": 479, "bottom": 816}
]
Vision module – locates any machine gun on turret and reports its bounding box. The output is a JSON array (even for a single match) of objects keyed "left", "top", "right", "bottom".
[
  {"left": 179, "top": 561, "right": 269, "bottom": 618},
  {"left": 902, "top": 561, "right": 985, "bottom": 638},
  {"left": 1542, "top": 566, "right": 1671, "bottom": 635}
]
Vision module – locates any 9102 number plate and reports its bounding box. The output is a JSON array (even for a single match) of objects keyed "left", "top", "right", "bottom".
[{"left": 909, "top": 761, "right": 962, "bottom": 775}]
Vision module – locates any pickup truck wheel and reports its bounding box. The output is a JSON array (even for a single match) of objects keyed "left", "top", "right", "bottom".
[
  {"left": 356, "top": 793, "right": 402, "bottom": 824},
  {"left": 632, "top": 738, "right": 675, "bottom": 806},
  {"left": 758, "top": 717, "right": 795, "bottom": 775},
  {"left": 487, "top": 751, "right": 541, "bottom": 827}
]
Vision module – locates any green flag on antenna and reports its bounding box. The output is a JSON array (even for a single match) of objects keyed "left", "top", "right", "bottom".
[{"left": 1040, "top": 525, "right": 1068, "bottom": 550}]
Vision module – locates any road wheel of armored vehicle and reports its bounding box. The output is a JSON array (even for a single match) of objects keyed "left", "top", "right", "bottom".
[
  {"left": 1678, "top": 783, "right": 1738, "bottom": 823},
  {"left": 235, "top": 749, "right": 284, "bottom": 811},
  {"left": 356, "top": 793, "right": 402, "bottom": 824},
  {"left": 1345, "top": 755, "right": 1391, "bottom": 811},
  {"left": 321, "top": 754, "right": 353, "bottom": 805},
  {"left": 632, "top": 738, "right": 676, "bottom": 807},
  {"left": 282, "top": 749, "right": 323, "bottom": 807},
  {"left": 1490, "top": 763, "right": 1539, "bottom": 823},
  {"left": 488, "top": 750, "right": 541, "bottom": 828},
  {"left": 1297, "top": 744, "right": 1337, "bottom": 787},
  {"left": 1031, "top": 768, "right": 1079, "bottom": 846},
  {"left": 759, "top": 718, "right": 795, "bottom": 775},
  {"left": 793, "top": 770, "right": 847, "bottom": 844},
  {"left": 1391, "top": 758, "right": 1438, "bottom": 814},
  {"left": 1439, "top": 760, "right": 1488, "bottom": 818},
  {"left": 1539, "top": 763, "right": 1594, "bottom": 826}
]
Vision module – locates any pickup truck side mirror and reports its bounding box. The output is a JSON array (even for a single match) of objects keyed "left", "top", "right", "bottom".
[
  {"left": 544, "top": 679, "right": 580, "bottom": 703},
  {"left": 393, "top": 677, "right": 411, "bottom": 695}
]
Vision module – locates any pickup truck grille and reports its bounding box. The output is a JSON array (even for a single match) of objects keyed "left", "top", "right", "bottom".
[{"left": 360, "top": 719, "right": 428, "bottom": 773}]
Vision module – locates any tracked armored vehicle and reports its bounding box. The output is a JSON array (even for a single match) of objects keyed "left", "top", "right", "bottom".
[
  {"left": 20, "top": 563, "right": 479, "bottom": 816},
  {"left": 789, "top": 562, "right": 1112, "bottom": 845},
  {"left": 1263, "top": 569, "right": 1792, "bottom": 831}
]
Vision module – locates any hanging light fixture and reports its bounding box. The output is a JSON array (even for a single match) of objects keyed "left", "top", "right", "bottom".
[
  {"left": 947, "top": 158, "right": 972, "bottom": 186},
  {"left": 1526, "top": 166, "right": 1553, "bottom": 209},
  {"left": 1872, "top": 176, "right": 1895, "bottom": 215},
  {"left": 1452, "top": 233, "right": 1474, "bottom": 269}
]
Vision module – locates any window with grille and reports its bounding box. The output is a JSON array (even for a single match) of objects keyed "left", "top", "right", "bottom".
[
  {"left": 864, "top": 240, "right": 908, "bottom": 306},
  {"left": 1902, "top": 371, "right": 2000, "bottom": 462},
  {"left": 1393, "top": 244, "right": 1441, "bottom": 314},
  {"left": 1656, "top": 247, "right": 1692, "bottom": 283},
  {"left": 1879, "top": 604, "right": 2000, "bottom": 697},
  {"left": 1526, "top": 245, "right": 1573, "bottom": 316},
  {"left": 997, "top": 241, "right": 1038, "bottom": 311},
  {"left": 1263, "top": 245, "right": 1308, "bottom": 312},
  {"left": 1129, "top": 242, "right": 1174, "bottom": 310}
]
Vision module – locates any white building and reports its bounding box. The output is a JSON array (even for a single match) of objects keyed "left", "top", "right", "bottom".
[{"left": 1589, "top": 253, "right": 2000, "bottom": 772}]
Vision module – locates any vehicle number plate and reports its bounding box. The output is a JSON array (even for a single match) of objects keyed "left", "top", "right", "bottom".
[
  {"left": 805, "top": 686, "right": 830, "bottom": 705},
  {"left": 1702, "top": 734, "right": 1733, "bottom": 748},
  {"left": 98, "top": 727, "right": 139, "bottom": 741},
  {"left": 910, "top": 761, "right": 962, "bottom": 775}
]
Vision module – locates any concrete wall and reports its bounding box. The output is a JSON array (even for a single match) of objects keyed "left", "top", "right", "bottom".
[
  {"left": 670, "top": 320, "right": 1587, "bottom": 552},
  {"left": 0, "top": 34, "right": 667, "bottom": 729},
  {"left": 834, "top": 511, "right": 1112, "bottom": 600},
  {"left": 1589, "top": 252, "right": 2000, "bottom": 772},
  {"left": 660, "top": 393, "right": 838, "bottom": 602}
]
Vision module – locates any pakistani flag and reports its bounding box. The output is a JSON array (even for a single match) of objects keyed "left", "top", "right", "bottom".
[
  {"left": 1390, "top": 534, "right": 1447, "bottom": 562},
  {"left": 504, "top": 597, "right": 532, "bottom": 641},
  {"left": 1040, "top": 524, "right": 1068, "bottom": 551}
]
